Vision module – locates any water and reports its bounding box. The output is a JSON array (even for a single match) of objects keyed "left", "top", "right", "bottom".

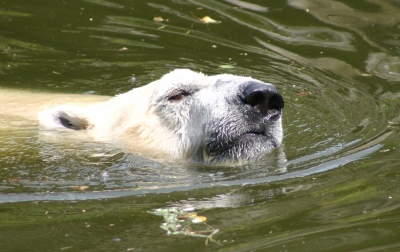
[{"left": 1, "top": 0, "right": 400, "bottom": 251}]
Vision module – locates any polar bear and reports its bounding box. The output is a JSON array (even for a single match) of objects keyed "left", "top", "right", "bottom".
[{"left": 3, "top": 69, "right": 284, "bottom": 165}]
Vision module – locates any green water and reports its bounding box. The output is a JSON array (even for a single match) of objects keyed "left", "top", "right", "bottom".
[{"left": 1, "top": 0, "right": 400, "bottom": 251}]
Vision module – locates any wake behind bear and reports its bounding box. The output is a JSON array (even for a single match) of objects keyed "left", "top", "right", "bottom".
[{"left": 37, "top": 69, "right": 284, "bottom": 165}]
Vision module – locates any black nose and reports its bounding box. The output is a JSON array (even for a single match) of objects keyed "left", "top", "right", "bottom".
[{"left": 239, "top": 82, "right": 284, "bottom": 120}]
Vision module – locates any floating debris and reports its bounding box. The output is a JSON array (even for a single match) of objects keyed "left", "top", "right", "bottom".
[
  {"left": 149, "top": 207, "right": 219, "bottom": 245},
  {"left": 154, "top": 16, "right": 168, "bottom": 22},
  {"left": 191, "top": 215, "right": 207, "bottom": 223},
  {"left": 74, "top": 185, "right": 89, "bottom": 191},
  {"left": 191, "top": 13, "right": 221, "bottom": 24},
  {"left": 199, "top": 16, "right": 221, "bottom": 24}
]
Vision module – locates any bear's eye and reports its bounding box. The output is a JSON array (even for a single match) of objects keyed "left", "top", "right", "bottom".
[{"left": 167, "top": 90, "right": 190, "bottom": 101}]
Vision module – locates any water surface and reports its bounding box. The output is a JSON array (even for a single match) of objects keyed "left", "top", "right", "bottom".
[{"left": 1, "top": 0, "right": 400, "bottom": 251}]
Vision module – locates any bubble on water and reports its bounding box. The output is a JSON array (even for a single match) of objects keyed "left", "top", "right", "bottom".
[{"left": 113, "top": 237, "right": 121, "bottom": 242}]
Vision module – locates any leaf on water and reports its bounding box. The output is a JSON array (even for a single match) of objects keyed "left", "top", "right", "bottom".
[
  {"left": 74, "top": 186, "right": 89, "bottom": 191},
  {"left": 191, "top": 13, "right": 221, "bottom": 24},
  {"left": 192, "top": 215, "right": 207, "bottom": 223},
  {"left": 154, "top": 16, "right": 168, "bottom": 22},
  {"left": 200, "top": 16, "right": 221, "bottom": 24},
  {"left": 219, "top": 65, "right": 234, "bottom": 69}
]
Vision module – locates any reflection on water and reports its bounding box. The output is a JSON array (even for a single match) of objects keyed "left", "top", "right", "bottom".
[
  {"left": 288, "top": 0, "right": 400, "bottom": 52},
  {"left": 190, "top": 0, "right": 355, "bottom": 50},
  {"left": 366, "top": 53, "right": 400, "bottom": 82},
  {"left": 1, "top": 0, "right": 400, "bottom": 251}
]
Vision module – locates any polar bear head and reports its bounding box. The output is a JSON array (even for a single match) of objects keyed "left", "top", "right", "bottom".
[{"left": 39, "top": 69, "right": 284, "bottom": 165}]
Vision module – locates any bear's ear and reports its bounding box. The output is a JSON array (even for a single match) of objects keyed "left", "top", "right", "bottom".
[{"left": 38, "top": 106, "right": 90, "bottom": 130}]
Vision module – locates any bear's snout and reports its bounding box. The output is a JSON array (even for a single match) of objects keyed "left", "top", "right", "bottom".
[{"left": 239, "top": 82, "right": 284, "bottom": 121}]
